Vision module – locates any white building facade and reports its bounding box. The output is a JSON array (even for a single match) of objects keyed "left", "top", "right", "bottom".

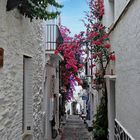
[
  {"left": 103, "top": 0, "right": 140, "bottom": 139},
  {"left": 0, "top": 0, "right": 63, "bottom": 140},
  {"left": 0, "top": 0, "right": 46, "bottom": 139}
]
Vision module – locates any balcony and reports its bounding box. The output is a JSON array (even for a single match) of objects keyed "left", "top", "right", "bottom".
[{"left": 45, "top": 24, "right": 63, "bottom": 51}]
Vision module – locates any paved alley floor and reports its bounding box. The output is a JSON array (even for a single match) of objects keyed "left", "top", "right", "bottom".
[{"left": 60, "top": 115, "right": 92, "bottom": 140}]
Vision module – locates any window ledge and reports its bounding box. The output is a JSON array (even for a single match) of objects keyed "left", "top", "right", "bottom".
[
  {"left": 45, "top": 51, "right": 64, "bottom": 61},
  {"left": 104, "top": 75, "right": 116, "bottom": 79}
]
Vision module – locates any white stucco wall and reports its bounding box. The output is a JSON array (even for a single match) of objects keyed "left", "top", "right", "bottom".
[
  {"left": 103, "top": 0, "right": 114, "bottom": 29},
  {"left": 45, "top": 57, "right": 61, "bottom": 140},
  {"left": 110, "top": 0, "right": 140, "bottom": 139},
  {"left": 114, "top": 0, "right": 130, "bottom": 22},
  {"left": 103, "top": 0, "right": 132, "bottom": 29},
  {"left": 0, "top": 0, "right": 45, "bottom": 139}
]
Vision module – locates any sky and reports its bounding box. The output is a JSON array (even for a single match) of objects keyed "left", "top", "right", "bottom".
[{"left": 59, "top": 0, "right": 88, "bottom": 36}]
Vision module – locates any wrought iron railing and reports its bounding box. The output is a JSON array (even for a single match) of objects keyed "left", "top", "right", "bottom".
[
  {"left": 114, "top": 119, "right": 135, "bottom": 140},
  {"left": 45, "top": 24, "right": 63, "bottom": 51}
]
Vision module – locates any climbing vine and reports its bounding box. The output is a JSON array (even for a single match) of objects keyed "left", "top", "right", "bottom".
[
  {"left": 6, "top": 0, "right": 63, "bottom": 20},
  {"left": 55, "top": 25, "right": 85, "bottom": 101},
  {"left": 83, "top": 0, "right": 115, "bottom": 139},
  {"left": 54, "top": 0, "right": 115, "bottom": 138}
]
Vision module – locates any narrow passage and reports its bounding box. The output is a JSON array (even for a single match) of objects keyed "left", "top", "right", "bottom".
[{"left": 61, "top": 115, "right": 92, "bottom": 140}]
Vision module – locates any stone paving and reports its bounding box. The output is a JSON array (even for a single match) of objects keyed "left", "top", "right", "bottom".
[{"left": 60, "top": 115, "right": 92, "bottom": 140}]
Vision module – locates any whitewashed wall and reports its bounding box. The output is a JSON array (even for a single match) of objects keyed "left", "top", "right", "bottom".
[
  {"left": 110, "top": 0, "right": 140, "bottom": 139},
  {"left": 0, "top": 0, "right": 45, "bottom": 139},
  {"left": 103, "top": 0, "right": 131, "bottom": 29},
  {"left": 114, "top": 0, "right": 130, "bottom": 22},
  {"left": 44, "top": 55, "right": 61, "bottom": 140},
  {"left": 103, "top": 0, "right": 114, "bottom": 29}
]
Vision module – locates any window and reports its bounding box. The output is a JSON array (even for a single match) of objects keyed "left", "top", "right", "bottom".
[{"left": 105, "top": 76, "right": 116, "bottom": 140}]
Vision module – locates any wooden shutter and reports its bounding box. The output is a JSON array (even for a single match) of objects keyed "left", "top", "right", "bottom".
[{"left": 23, "top": 56, "right": 33, "bottom": 133}]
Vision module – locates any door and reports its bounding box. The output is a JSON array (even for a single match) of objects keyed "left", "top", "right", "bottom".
[{"left": 108, "top": 79, "right": 116, "bottom": 140}]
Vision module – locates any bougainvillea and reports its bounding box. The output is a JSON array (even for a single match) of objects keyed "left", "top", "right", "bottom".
[
  {"left": 55, "top": 25, "right": 85, "bottom": 101},
  {"left": 83, "top": 0, "right": 115, "bottom": 139},
  {"left": 84, "top": 0, "right": 115, "bottom": 80}
]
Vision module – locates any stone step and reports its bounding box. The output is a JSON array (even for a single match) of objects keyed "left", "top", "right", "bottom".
[{"left": 60, "top": 115, "right": 92, "bottom": 140}]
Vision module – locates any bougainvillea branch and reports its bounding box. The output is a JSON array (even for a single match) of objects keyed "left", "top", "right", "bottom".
[
  {"left": 55, "top": 25, "right": 85, "bottom": 101},
  {"left": 85, "top": 0, "right": 115, "bottom": 76},
  {"left": 83, "top": 0, "right": 115, "bottom": 139}
]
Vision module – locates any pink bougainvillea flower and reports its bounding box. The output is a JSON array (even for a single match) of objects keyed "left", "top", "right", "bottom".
[
  {"left": 73, "top": 65, "right": 78, "bottom": 72},
  {"left": 109, "top": 54, "right": 116, "bottom": 61},
  {"left": 87, "top": 32, "right": 98, "bottom": 39},
  {"left": 97, "top": 52, "right": 103, "bottom": 58},
  {"left": 56, "top": 25, "right": 85, "bottom": 101},
  {"left": 75, "top": 76, "right": 81, "bottom": 85},
  {"left": 54, "top": 50, "right": 59, "bottom": 55},
  {"left": 92, "top": 54, "right": 97, "bottom": 59},
  {"left": 78, "top": 64, "right": 84, "bottom": 68},
  {"left": 66, "top": 64, "right": 70, "bottom": 69},
  {"left": 92, "top": 41, "right": 102, "bottom": 46},
  {"left": 89, "top": 64, "right": 96, "bottom": 68},
  {"left": 104, "top": 44, "right": 111, "bottom": 49}
]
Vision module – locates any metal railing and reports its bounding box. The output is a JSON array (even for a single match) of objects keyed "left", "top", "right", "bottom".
[{"left": 45, "top": 24, "right": 63, "bottom": 51}]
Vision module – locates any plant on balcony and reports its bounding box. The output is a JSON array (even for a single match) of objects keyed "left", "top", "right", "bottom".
[
  {"left": 55, "top": 25, "right": 85, "bottom": 101},
  {"left": 83, "top": 0, "right": 115, "bottom": 139},
  {"left": 6, "top": 0, "right": 63, "bottom": 20}
]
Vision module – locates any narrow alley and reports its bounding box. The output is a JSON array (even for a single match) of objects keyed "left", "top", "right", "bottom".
[
  {"left": 1, "top": 0, "right": 140, "bottom": 140},
  {"left": 60, "top": 115, "right": 92, "bottom": 140}
]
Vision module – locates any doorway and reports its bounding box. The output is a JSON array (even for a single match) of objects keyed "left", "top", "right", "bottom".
[{"left": 108, "top": 78, "right": 116, "bottom": 140}]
